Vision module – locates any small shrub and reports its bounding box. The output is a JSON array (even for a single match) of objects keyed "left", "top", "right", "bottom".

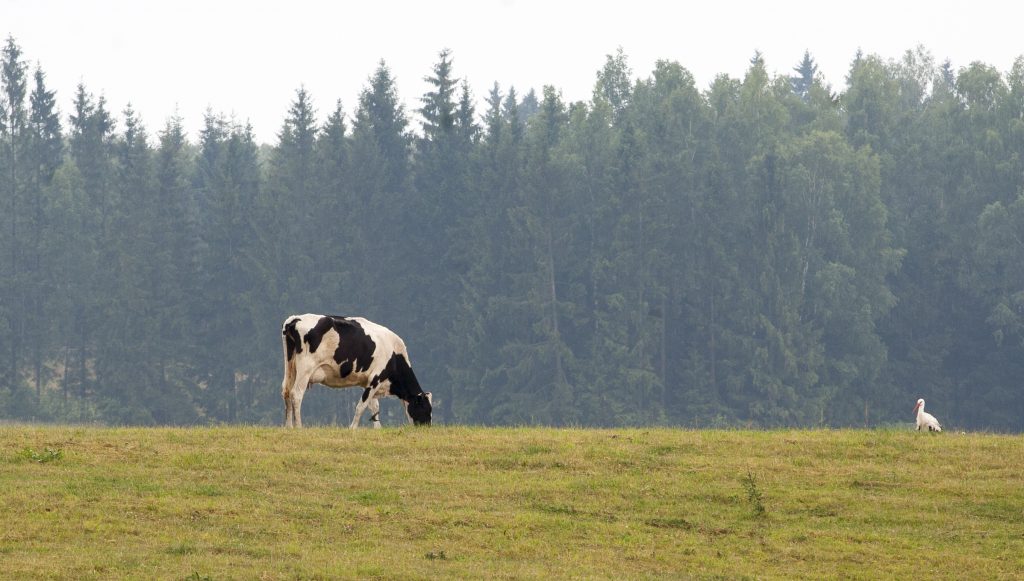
[
  {"left": 741, "top": 471, "right": 766, "bottom": 517},
  {"left": 425, "top": 550, "right": 448, "bottom": 560}
]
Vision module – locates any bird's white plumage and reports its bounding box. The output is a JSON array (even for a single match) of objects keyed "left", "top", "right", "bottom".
[{"left": 913, "top": 398, "right": 942, "bottom": 432}]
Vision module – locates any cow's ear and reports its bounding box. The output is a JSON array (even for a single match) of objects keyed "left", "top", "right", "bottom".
[{"left": 424, "top": 392, "right": 433, "bottom": 404}]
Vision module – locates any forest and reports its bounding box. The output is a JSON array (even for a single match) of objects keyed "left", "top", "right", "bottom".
[{"left": 1, "top": 37, "right": 1022, "bottom": 430}]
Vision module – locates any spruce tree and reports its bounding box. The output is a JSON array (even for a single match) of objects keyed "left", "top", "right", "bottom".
[
  {"left": 413, "top": 50, "right": 475, "bottom": 422},
  {"left": 0, "top": 36, "right": 29, "bottom": 402},
  {"left": 24, "top": 65, "right": 62, "bottom": 401},
  {"left": 790, "top": 50, "right": 818, "bottom": 101}
]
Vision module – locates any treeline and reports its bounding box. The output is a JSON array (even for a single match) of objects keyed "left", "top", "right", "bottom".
[{"left": 1, "top": 38, "right": 1023, "bottom": 429}]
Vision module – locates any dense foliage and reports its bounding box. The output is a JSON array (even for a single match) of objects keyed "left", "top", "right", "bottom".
[{"left": 1, "top": 38, "right": 1022, "bottom": 429}]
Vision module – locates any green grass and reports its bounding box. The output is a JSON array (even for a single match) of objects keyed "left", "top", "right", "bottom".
[{"left": 1, "top": 425, "right": 1021, "bottom": 579}]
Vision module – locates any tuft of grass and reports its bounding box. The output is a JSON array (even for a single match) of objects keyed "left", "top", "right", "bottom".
[
  {"left": 0, "top": 425, "right": 1022, "bottom": 579},
  {"left": 166, "top": 542, "right": 198, "bottom": 556},
  {"left": 15, "top": 446, "right": 63, "bottom": 463},
  {"left": 645, "top": 516, "right": 693, "bottom": 529}
]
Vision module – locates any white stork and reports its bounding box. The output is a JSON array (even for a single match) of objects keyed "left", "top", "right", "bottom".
[{"left": 913, "top": 398, "right": 942, "bottom": 432}]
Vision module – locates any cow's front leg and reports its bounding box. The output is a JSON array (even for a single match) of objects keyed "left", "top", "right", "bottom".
[
  {"left": 368, "top": 397, "right": 382, "bottom": 429},
  {"left": 350, "top": 387, "right": 375, "bottom": 429}
]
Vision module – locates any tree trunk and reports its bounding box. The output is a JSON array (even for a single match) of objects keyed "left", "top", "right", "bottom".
[
  {"left": 78, "top": 327, "right": 88, "bottom": 398},
  {"left": 62, "top": 342, "right": 70, "bottom": 403},
  {"left": 710, "top": 288, "right": 718, "bottom": 401},
  {"left": 8, "top": 135, "right": 17, "bottom": 394},
  {"left": 547, "top": 229, "right": 563, "bottom": 385},
  {"left": 660, "top": 292, "right": 667, "bottom": 409}
]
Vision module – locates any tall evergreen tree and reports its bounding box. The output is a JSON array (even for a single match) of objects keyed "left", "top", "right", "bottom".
[
  {"left": 92, "top": 105, "right": 158, "bottom": 421},
  {"left": 518, "top": 88, "right": 540, "bottom": 124},
  {"left": 495, "top": 86, "right": 577, "bottom": 424},
  {"left": 790, "top": 50, "right": 818, "bottom": 101},
  {"left": 413, "top": 50, "right": 477, "bottom": 422},
  {"left": 194, "top": 117, "right": 263, "bottom": 422},
  {"left": 262, "top": 88, "right": 323, "bottom": 328},
  {"left": 143, "top": 114, "right": 198, "bottom": 422},
  {"left": 0, "top": 36, "right": 30, "bottom": 404},
  {"left": 317, "top": 100, "right": 349, "bottom": 202},
  {"left": 24, "top": 65, "right": 62, "bottom": 402},
  {"left": 350, "top": 61, "right": 411, "bottom": 202}
]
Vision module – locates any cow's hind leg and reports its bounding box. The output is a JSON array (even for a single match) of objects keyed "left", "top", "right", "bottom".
[
  {"left": 292, "top": 384, "right": 308, "bottom": 428},
  {"left": 287, "top": 370, "right": 313, "bottom": 428},
  {"left": 283, "top": 390, "right": 294, "bottom": 427},
  {"left": 282, "top": 380, "right": 295, "bottom": 428}
]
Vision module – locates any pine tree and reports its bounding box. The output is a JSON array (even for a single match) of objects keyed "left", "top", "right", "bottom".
[
  {"left": 495, "top": 85, "right": 577, "bottom": 425},
  {"left": 448, "top": 81, "right": 503, "bottom": 423},
  {"left": 147, "top": 115, "right": 197, "bottom": 421},
  {"left": 519, "top": 88, "right": 540, "bottom": 125},
  {"left": 351, "top": 61, "right": 411, "bottom": 200},
  {"left": 455, "top": 81, "right": 478, "bottom": 148},
  {"left": 56, "top": 83, "right": 115, "bottom": 408},
  {"left": 194, "top": 117, "right": 263, "bottom": 422},
  {"left": 503, "top": 86, "right": 524, "bottom": 145},
  {"left": 317, "top": 99, "right": 349, "bottom": 200},
  {"left": 312, "top": 99, "right": 355, "bottom": 323},
  {"left": 273, "top": 87, "right": 318, "bottom": 200},
  {"left": 790, "top": 50, "right": 818, "bottom": 101},
  {"left": 419, "top": 49, "right": 456, "bottom": 142},
  {"left": 264, "top": 88, "right": 322, "bottom": 321},
  {"left": 24, "top": 65, "right": 62, "bottom": 402},
  {"left": 413, "top": 50, "right": 477, "bottom": 422},
  {"left": 0, "top": 36, "right": 30, "bottom": 403},
  {"left": 95, "top": 105, "right": 157, "bottom": 421}
]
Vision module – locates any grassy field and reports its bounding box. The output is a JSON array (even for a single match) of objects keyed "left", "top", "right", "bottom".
[{"left": 1, "top": 425, "right": 1022, "bottom": 580}]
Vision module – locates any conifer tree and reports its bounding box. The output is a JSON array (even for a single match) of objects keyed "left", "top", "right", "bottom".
[
  {"left": 194, "top": 117, "right": 263, "bottom": 422},
  {"left": 24, "top": 65, "right": 62, "bottom": 401},
  {"left": 413, "top": 50, "right": 479, "bottom": 422},
  {"left": 0, "top": 36, "right": 30, "bottom": 401},
  {"left": 492, "top": 85, "right": 577, "bottom": 425},
  {"left": 790, "top": 50, "right": 818, "bottom": 101}
]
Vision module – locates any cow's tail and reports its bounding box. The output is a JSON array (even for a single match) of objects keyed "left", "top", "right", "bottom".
[
  {"left": 281, "top": 319, "right": 300, "bottom": 397},
  {"left": 282, "top": 340, "right": 296, "bottom": 397}
]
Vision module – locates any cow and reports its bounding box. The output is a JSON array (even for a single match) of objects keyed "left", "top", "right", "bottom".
[{"left": 281, "top": 314, "right": 432, "bottom": 428}]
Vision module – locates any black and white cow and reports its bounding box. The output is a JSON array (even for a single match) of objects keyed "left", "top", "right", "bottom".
[{"left": 281, "top": 314, "right": 432, "bottom": 428}]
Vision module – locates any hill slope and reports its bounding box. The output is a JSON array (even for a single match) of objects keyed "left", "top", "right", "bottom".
[{"left": 1, "top": 426, "right": 1021, "bottom": 579}]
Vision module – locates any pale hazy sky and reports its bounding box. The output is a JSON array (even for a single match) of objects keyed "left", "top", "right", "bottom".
[{"left": 4, "top": 0, "right": 1023, "bottom": 144}]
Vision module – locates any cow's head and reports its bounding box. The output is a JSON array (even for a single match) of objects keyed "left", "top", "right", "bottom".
[{"left": 408, "top": 391, "right": 432, "bottom": 426}]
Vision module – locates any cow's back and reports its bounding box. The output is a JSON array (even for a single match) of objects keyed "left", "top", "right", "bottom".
[{"left": 346, "top": 316, "right": 409, "bottom": 362}]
